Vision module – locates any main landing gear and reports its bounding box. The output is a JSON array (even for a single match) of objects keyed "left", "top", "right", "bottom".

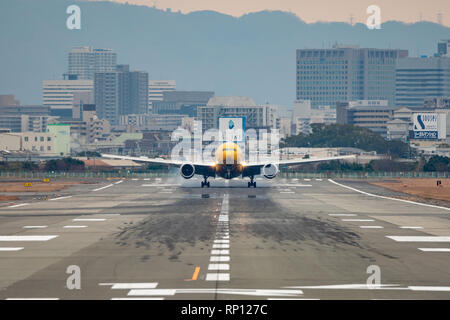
[
  {"left": 201, "top": 176, "right": 210, "bottom": 188},
  {"left": 248, "top": 176, "right": 256, "bottom": 188}
]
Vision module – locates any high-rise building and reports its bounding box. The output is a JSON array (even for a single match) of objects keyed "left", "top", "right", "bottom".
[
  {"left": 437, "top": 40, "right": 450, "bottom": 57},
  {"left": 395, "top": 56, "right": 450, "bottom": 109},
  {"left": 68, "top": 46, "right": 117, "bottom": 80},
  {"left": 148, "top": 80, "right": 176, "bottom": 112},
  {"left": 42, "top": 80, "right": 93, "bottom": 117},
  {"left": 296, "top": 45, "right": 408, "bottom": 108},
  {"left": 94, "top": 65, "right": 149, "bottom": 125}
]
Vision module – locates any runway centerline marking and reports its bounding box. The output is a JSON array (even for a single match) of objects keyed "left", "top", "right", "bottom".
[
  {"left": 342, "top": 219, "right": 375, "bottom": 222},
  {"left": 210, "top": 256, "right": 230, "bottom": 262},
  {"left": 208, "top": 264, "right": 230, "bottom": 271},
  {"left": 329, "top": 179, "right": 450, "bottom": 211},
  {"left": 206, "top": 193, "right": 231, "bottom": 283},
  {"left": 73, "top": 218, "right": 106, "bottom": 222}
]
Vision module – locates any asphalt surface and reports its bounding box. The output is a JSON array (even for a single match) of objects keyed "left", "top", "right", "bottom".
[{"left": 0, "top": 176, "right": 449, "bottom": 300}]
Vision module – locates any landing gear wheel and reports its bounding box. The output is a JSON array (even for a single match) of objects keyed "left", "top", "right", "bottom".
[
  {"left": 248, "top": 176, "right": 256, "bottom": 188},
  {"left": 253, "top": 182, "right": 256, "bottom": 188},
  {"left": 201, "top": 176, "right": 210, "bottom": 188}
]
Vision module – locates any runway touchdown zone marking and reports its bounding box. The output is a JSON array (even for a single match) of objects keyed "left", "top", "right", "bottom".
[{"left": 0, "top": 235, "right": 58, "bottom": 241}]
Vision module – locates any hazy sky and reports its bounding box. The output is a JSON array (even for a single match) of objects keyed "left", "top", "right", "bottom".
[{"left": 101, "top": 0, "right": 449, "bottom": 26}]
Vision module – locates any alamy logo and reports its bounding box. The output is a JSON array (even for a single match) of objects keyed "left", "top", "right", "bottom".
[
  {"left": 228, "top": 120, "right": 235, "bottom": 130},
  {"left": 366, "top": 5, "right": 381, "bottom": 29},
  {"left": 66, "top": 5, "right": 81, "bottom": 30}
]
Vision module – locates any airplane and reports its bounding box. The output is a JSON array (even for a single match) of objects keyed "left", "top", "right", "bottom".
[{"left": 102, "top": 142, "right": 355, "bottom": 188}]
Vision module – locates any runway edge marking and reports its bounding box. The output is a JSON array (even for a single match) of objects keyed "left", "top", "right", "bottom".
[{"left": 328, "top": 179, "right": 450, "bottom": 211}]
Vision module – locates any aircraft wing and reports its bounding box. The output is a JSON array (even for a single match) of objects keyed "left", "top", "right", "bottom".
[
  {"left": 101, "top": 153, "right": 184, "bottom": 166},
  {"left": 245, "top": 154, "right": 356, "bottom": 168},
  {"left": 101, "top": 153, "right": 215, "bottom": 168}
]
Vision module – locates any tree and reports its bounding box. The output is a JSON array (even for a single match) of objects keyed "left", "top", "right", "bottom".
[
  {"left": 44, "top": 158, "right": 85, "bottom": 172},
  {"left": 281, "top": 123, "right": 412, "bottom": 158},
  {"left": 423, "top": 156, "right": 450, "bottom": 172}
]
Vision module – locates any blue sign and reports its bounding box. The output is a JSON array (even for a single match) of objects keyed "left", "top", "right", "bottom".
[{"left": 413, "top": 131, "right": 438, "bottom": 140}]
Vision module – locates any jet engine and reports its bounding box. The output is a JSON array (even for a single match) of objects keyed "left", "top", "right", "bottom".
[
  {"left": 262, "top": 163, "right": 278, "bottom": 179},
  {"left": 180, "top": 163, "right": 195, "bottom": 179}
]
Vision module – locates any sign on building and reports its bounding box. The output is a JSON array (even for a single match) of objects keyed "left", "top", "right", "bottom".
[
  {"left": 219, "top": 117, "right": 245, "bottom": 142},
  {"left": 412, "top": 113, "right": 446, "bottom": 140}
]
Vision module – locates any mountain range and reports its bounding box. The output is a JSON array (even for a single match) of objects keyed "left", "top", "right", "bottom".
[{"left": 0, "top": 0, "right": 449, "bottom": 106}]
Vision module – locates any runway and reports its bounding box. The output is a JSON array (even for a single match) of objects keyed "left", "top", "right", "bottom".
[{"left": 0, "top": 176, "right": 450, "bottom": 300}]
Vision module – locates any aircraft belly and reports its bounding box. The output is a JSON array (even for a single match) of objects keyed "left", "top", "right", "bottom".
[{"left": 216, "top": 164, "right": 242, "bottom": 179}]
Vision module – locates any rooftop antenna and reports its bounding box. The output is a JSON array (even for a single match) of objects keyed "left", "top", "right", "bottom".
[{"left": 349, "top": 13, "right": 354, "bottom": 26}]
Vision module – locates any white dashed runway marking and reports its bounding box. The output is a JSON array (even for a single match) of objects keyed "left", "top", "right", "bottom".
[
  {"left": 92, "top": 184, "right": 114, "bottom": 192},
  {"left": 0, "top": 247, "right": 24, "bottom": 251},
  {"left": 400, "top": 226, "right": 423, "bottom": 229},
  {"left": 0, "top": 235, "right": 58, "bottom": 241},
  {"left": 210, "top": 256, "right": 230, "bottom": 262},
  {"left": 8, "top": 203, "right": 29, "bottom": 208},
  {"left": 6, "top": 298, "right": 59, "bottom": 300},
  {"left": 360, "top": 226, "right": 384, "bottom": 229},
  {"left": 63, "top": 225, "right": 87, "bottom": 229},
  {"left": 108, "top": 283, "right": 158, "bottom": 289},
  {"left": 387, "top": 236, "right": 450, "bottom": 242},
  {"left": 208, "top": 264, "right": 230, "bottom": 271},
  {"left": 418, "top": 248, "right": 450, "bottom": 252},
  {"left": 49, "top": 196, "right": 72, "bottom": 201},
  {"left": 342, "top": 219, "right": 375, "bottom": 222},
  {"left": 205, "top": 273, "right": 230, "bottom": 281},
  {"left": 73, "top": 218, "right": 106, "bottom": 222},
  {"left": 23, "top": 226, "right": 47, "bottom": 229}
]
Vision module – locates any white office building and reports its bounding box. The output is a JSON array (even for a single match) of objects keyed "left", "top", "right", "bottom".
[
  {"left": 42, "top": 80, "right": 93, "bottom": 117},
  {"left": 148, "top": 80, "right": 176, "bottom": 112}
]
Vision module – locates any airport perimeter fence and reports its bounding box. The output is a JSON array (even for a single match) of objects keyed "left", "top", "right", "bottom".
[{"left": 0, "top": 170, "right": 449, "bottom": 180}]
